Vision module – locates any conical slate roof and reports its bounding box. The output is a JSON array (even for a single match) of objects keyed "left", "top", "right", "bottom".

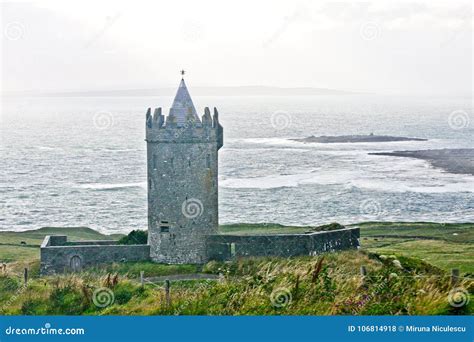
[{"left": 169, "top": 78, "right": 201, "bottom": 126}]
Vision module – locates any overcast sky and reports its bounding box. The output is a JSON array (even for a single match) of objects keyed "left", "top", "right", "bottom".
[{"left": 1, "top": 0, "right": 472, "bottom": 95}]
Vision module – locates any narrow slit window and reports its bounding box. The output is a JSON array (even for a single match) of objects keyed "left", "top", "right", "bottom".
[{"left": 159, "top": 220, "right": 170, "bottom": 233}]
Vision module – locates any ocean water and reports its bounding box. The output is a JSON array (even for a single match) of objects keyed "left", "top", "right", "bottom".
[{"left": 1, "top": 94, "right": 473, "bottom": 234}]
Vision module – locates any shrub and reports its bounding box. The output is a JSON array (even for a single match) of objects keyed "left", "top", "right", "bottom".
[
  {"left": 310, "top": 222, "right": 346, "bottom": 232},
  {"left": 49, "top": 280, "right": 88, "bottom": 315},
  {"left": 0, "top": 275, "right": 20, "bottom": 292},
  {"left": 113, "top": 282, "right": 137, "bottom": 305},
  {"left": 21, "top": 298, "right": 48, "bottom": 315},
  {"left": 118, "top": 230, "right": 148, "bottom": 245}
]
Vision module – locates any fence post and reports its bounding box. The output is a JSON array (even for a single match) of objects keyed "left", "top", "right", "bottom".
[
  {"left": 294, "top": 275, "right": 300, "bottom": 301},
  {"left": 360, "top": 265, "right": 367, "bottom": 286},
  {"left": 140, "top": 271, "right": 144, "bottom": 287},
  {"left": 451, "top": 269, "right": 460, "bottom": 286},
  {"left": 165, "top": 279, "right": 171, "bottom": 307},
  {"left": 24, "top": 268, "right": 28, "bottom": 285}
]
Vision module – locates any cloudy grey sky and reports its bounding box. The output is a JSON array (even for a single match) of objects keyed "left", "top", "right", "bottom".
[{"left": 1, "top": 0, "right": 472, "bottom": 95}]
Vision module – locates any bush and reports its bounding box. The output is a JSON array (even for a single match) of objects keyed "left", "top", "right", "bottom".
[
  {"left": 0, "top": 275, "right": 20, "bottom": 292},
  {"left": 113, "top": 282, "right": 137, "bottom": 305},
  {"left": 49, "top": 281, "right": 88, "bottom": 315},
  {"left": 21, "top": 298, "right": 49, "bottom": 315},
  {"left": 311, "top": 222, "right": 345, "bottom": 232},
  {"left": 118, "top": 230, "right": 148, "bottom": 245}
]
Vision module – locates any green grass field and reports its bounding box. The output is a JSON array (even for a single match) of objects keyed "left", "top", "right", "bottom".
[
  {"left": 0, "top": 222, "right": 472, "bottom": 315},
  {"left": 1, "top": 222, "right": 472, "bottom": 273},
  {"left": 0, "top": 227, "right": 123, "bottom": 263},
  {"left": 0, "top": 251, "right": 471, "bottom": 315}
]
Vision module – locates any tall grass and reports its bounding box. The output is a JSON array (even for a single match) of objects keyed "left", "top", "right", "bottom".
[{"left": 0, "top": 251, "right": 472, "bottom": 315}]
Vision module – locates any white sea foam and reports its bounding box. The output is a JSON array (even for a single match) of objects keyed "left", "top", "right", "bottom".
[
  {"left": 231, "top": 137, "right": 304, "bottom": 147},
  {"left": 220, "top": 173, "right": 314, "bottom": 189},
  {"left": 221, "top": 160, "right": 474, "bottom": 193},
  {"left": 75, "top": 182, "right": 146, "bottom": 190},
  {"left": 35, "top": 146, "right": 62, "bottom": 151}
]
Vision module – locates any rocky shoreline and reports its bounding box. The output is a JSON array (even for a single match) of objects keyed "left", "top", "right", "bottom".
[
  {"left": 291, "top": 134, "right": 427, "bottom": 143},
  {"left": 371, "top": 149, "right": 474, "bottom": 176}
]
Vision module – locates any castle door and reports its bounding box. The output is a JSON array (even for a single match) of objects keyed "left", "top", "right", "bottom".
[{"left": 70, "top": 256, "right": 82, "bottom": 272}]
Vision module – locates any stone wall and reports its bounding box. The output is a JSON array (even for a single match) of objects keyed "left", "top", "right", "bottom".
[
  {"left": 40, "top": 235, "right": 150, "bottom": 275},
  {"left": 40, "top": 228, "right": 359, "bottom": 275},
  {"left": 206, "top": 227, "right": 360, "bottom": 261}
]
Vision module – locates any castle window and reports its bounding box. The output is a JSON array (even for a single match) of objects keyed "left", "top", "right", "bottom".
[
  {"left": 188, "top": 159, "right": 191, "bottom": 167},
  {"left": 153, "top": 155, "right": 158, "bottom": 169},
  {"left": 148, "top": 179, "right": 153, "bottom": 190},
  {"left": 159, "top": 220, "right": 170, "bottom": 233},
  {"left": 206, "top": 154, "right": 211, "bottom": 168}
]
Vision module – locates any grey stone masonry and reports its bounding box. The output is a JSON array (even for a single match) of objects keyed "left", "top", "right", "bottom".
[
  {"left": 40, "top": 235, "right": 150, "bottom": 275},
  {"left": 206, "top": 227, "right": 360, "bottom": 261},
  {"left": 146, "top": 79, "right": 223, "bottom": 264}
]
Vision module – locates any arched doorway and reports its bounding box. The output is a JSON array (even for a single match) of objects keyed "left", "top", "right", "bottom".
[{"left": 70, "top": 255, "right": 82, "bottom": 272}]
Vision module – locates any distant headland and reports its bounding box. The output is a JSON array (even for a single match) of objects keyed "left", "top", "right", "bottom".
[
  {"left": 371, "top": 149, "right": 474, "bottom": 176},
  {"left": 2, "top": 86, "right": 361, "bottom": 97},
  {"left": 291, "top": 134, "right": 427, "bottom": 144}
]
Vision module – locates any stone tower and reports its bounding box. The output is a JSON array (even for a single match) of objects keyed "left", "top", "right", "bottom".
[{"left": 146, "top": 76, "right": 223, "bottom": 264}]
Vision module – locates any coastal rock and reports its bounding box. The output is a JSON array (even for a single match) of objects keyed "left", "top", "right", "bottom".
[
  {"left": 370, "top": 149, "right": 474, "bottom": 176},
  {"left": 291, "top": 134, "right": 427, "bottom": 144}
]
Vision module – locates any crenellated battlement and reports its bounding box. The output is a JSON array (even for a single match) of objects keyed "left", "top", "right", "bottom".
[{"left": 146, "top": 106, "right": 223, "bottom": 148}]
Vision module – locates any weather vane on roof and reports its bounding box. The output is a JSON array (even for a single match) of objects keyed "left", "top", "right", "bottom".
[{"left": 180, "top": 69, "right": 185, "bottom": 77}]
